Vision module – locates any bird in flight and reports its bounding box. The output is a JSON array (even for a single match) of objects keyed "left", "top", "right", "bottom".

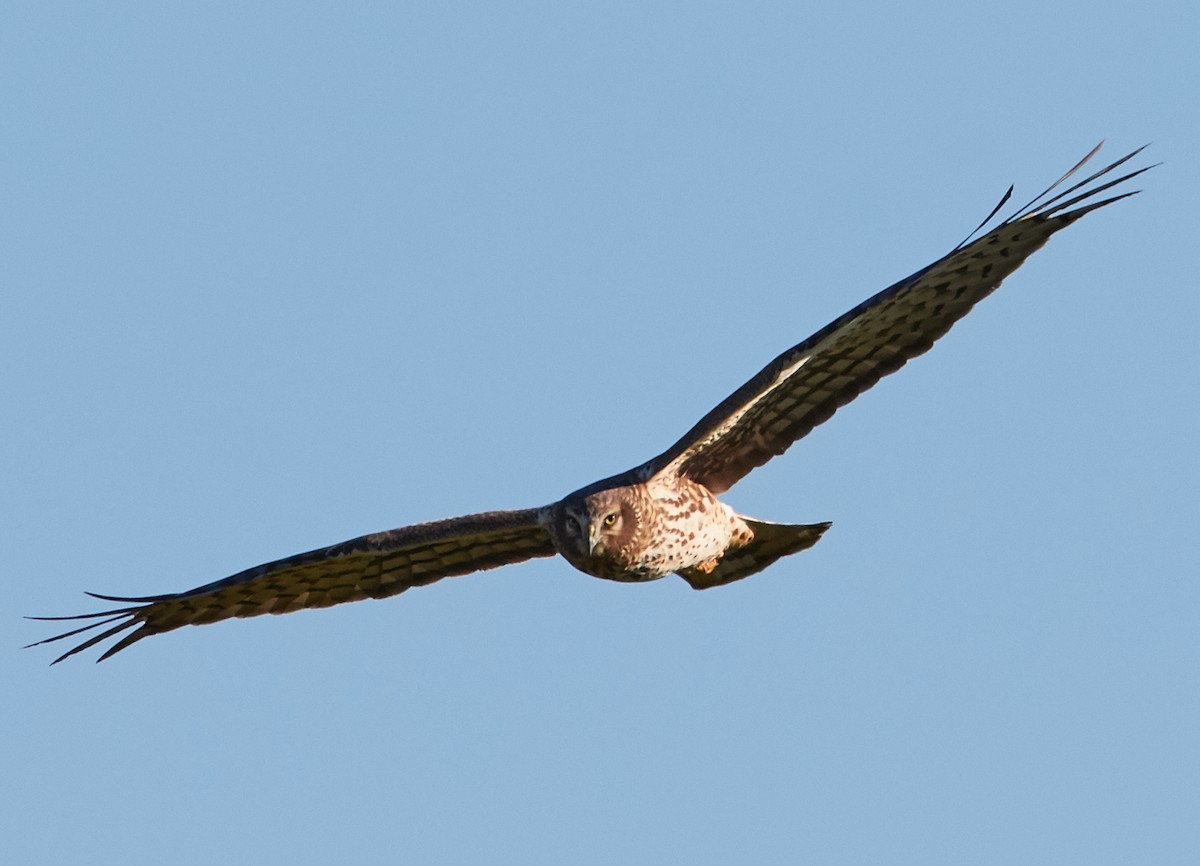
[{"left": 30, "top": 143, "right": 1153, "bottom": 664}]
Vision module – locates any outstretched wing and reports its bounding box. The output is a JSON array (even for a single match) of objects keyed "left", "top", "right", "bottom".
[
  {"left": 29, "top": 509, "right": 556, "bottom": 663},
  {"left": 642, "top": 144, "right": 1155, "bottom": 494}
]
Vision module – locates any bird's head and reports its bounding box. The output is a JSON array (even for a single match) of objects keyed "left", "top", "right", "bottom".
[{"left": 556, "top": 488, "right": 639, "bottom": 566}]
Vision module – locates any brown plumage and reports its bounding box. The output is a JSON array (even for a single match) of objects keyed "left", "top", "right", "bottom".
[{"left": 29, "top": 144, "right": 1153, "bottom": 663}]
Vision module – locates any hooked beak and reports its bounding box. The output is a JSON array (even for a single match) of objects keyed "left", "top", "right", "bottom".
[{"left": 587, "top": 522, "right": 603, "bottom": 556}]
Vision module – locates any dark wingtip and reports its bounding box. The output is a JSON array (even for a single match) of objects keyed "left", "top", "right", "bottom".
[
  {"left": 94, "top": 628, "right": 151, "bottom": 662},
  {"left": 1020, "top": 144, "right": 1155, "bottom": 223},
  {"left": 26, "top": 596, "right": 148, "bottom": 664},
  {"left": 43, "top": 619, "right": 141, "bottom": 666},
  {"left": 86, "top": 590, "right": 170, "bottom": 604},
  {"left": 953, "top": 185, "right": 1015, "bottom": 251}
]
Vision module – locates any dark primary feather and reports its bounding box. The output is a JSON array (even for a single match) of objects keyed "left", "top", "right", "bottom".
[
  {"left": 643, "top": 144, "right": 1154, "bottom": 494},
  {"left": 28, "top": 509, "right": 555, "bottom": 663}
]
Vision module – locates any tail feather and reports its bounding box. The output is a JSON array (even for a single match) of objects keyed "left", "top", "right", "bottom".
[{"left": 677, "top": 517, "right": 831, "bottom": 590}]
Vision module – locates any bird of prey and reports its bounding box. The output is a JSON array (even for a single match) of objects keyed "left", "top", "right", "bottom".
[{"left": 30, "top": 143, "right": 1153, "bottom": 664}]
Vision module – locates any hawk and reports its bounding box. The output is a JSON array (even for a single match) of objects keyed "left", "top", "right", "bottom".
[{"left": 30, "top": 144, "right": 1153, "bottom": 663}]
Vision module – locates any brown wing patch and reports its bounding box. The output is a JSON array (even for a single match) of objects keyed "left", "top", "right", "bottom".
[
  {"left": 29, "top": 509, "right": 555, "bottom": 663},
  {"left": 639, "top": 145, "right": 1153, "bottom": 494}
]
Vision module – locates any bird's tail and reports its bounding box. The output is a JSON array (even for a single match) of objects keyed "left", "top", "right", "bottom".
[{"left": 677, "top": 517, "right": 831, "bottom": 590}]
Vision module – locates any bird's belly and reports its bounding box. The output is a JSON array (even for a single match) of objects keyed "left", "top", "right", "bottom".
[
  {"left": 620, "top": 491, "right": 750, "bottom": 580},
  {"left": 567, "top": 513, "right": 736, "bottom": 583}
]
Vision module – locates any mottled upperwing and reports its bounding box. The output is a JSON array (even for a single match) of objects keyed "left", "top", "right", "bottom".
[
  {"left": 643, "top": 146, "right": 1153, "bottom": 495},
  {"left": 29, "top": 509, "right": 555, "bottom": 664}
]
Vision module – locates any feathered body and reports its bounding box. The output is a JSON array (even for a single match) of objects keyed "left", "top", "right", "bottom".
[{"left": 547, "top": 474, "right": 755, "bottom": 581}]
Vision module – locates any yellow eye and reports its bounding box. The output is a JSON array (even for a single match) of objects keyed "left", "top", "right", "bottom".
[{"left": 603, "top": 513, "right": 618, "bottom": 527}]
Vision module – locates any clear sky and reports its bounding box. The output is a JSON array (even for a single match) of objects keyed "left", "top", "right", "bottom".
[{"left": 4, "top": 2, "right": 1198, "bottom": 864}]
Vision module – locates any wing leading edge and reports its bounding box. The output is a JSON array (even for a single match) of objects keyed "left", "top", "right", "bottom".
[{"left": 644, "top": 144, "right": 1154, "bottom": 494}]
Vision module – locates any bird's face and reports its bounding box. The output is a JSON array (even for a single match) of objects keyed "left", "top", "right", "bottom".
[{"left": 558, "top": 489, "right": 638, "bottom": 568}]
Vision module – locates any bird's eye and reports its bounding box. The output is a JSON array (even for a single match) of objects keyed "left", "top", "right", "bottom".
[{"left": 603, "top": 513, "right": 618, "bottom": 527}]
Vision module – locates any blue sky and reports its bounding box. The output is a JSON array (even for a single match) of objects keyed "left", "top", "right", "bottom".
[{"left": 4, "top": 2, "right": 1198, "bottom": 863}]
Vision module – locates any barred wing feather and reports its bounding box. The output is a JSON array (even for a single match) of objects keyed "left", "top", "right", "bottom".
[
  {"left": 28, "top": 509, "right": 555, "bottom": 663},
  {"left": 645, "top": 145, "right": 1153, "bottom": 494}
]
